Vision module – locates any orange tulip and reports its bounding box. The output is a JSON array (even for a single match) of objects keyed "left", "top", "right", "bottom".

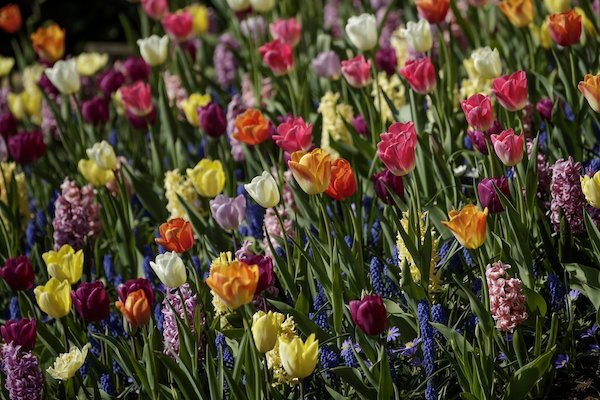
[
  {"left": 116, "top": 289, "right": 151, "bottom": 327},
  {"left": 579, "top": 74, "right": 600, "bottom": 113},
  {"left": 155, "top": 218, "right": 195, "bottom": 253},
  {"left": 233, "top": 109, "right": 271, "bottom": 145},
  {"left": 206, "top": 253, "right": 259, "bottom": 310},
  {"left": 498, "top": 0, "right": 534, "bottom": 28},
  {"left": 441, "top": 204, "right": 488, "bottom": 250},
  {"left": 548, "top": 10, "right": 582, "bottom": 47},
  {"left": 0, "top": 4, "right": 21, "bottom": 33},
  {"left": 288, "top": 148, "right": 332, "bottom": 195},
  {"left": 325, "top": 158, "right": 357, "bottom": 201},
  {"left": 415, "top": 0, "right": 450, "bottom": 24},
  {"left": 31, "top": 23, "right": 66, "bottom": 62}
]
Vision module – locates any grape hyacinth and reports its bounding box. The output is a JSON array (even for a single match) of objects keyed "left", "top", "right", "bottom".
[
  {"left": 1, "top": 342, "right": 43, "bottom": 400},
  {"left": 547, "top": 274, "right": 566, "bottom": 312},
  {"left": 162, "top": 283, "right": 198, "bottom": 355},
  {"left": 486, "top": 262, "right": 528, "bottom": 332},
  {"left": 370, "top": 257, "right": 385, "bottom": 295},
  {"left": 309, "top": 282, "right": 329, "bottom": 331},
  {"left": 418, "top": 299, "right": 437, "bottom": 400},
  {"left": 319, "top": 345, "right": 340, "bottom": 388}
]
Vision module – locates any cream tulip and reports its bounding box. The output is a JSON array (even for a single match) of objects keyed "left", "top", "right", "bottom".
[
  {"left": 47, "top": 344, "right": 90, "bottom": 381},
  {"left": 250, "top": 0, "right": 274, "bottom": 13},
  {"left": 251, "top": 311, "right": 284, "bottom": 353},
  {"left": 345, "top": 14, "right": 378, "bottom": 52},
  {"left": 471, "top": 47, "right": 502, "bottom": 79},
  {"left": 76, "top": 52, "right": 108, "bottom": 76},
  {"left": 581, "top": 172, "right": 600, "bottom": 209},
  {"left": 244, "top": 171, "right": 280, "bottom": 208},
  {"left": 137, "top": 35, "right": 170, "bottom": 67},
  {"left": 45, "top": 59, "right": 81, "bottom": 95},
  {"left": 86, "top": 141, "right": 117, "bottom": 171},
  {"left": 150, "top": 252, "right": 187, "bottom": 288},
  {"left": 401, "top": 19, "right": 432, "bottom": 53},
  {"left": 226, "top": 0, "right": 250, "bottom": 11}
]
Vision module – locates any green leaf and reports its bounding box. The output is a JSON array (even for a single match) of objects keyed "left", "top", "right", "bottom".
[
  {"left": 268, "top": 300, "right": 331, "bottom": 343},
  {"left": 331, "top": 367, "right": 377, "bottom": 399},
  {"left": 122, "top": 164, "right": 167, "bottom": 222},
  {"left": 523, "top": 287, "right": 547, "bottom": 317},
  {"left": 454, "top": 277, "right": 494, "bottom": 336},
  {"left": 565, "top": 263, "right": 600, "bottom": 311},
  {"left": 584, "top": 210, "right": 600, "bottom": 265},
  {"left": 505, "top": 347, "right": 555, "bottom": 400}
]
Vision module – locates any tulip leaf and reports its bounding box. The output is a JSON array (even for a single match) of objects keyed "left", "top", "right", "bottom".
[
  {"left": 453, "top": 277, "right": 494, "bottom": 336},
  {"left": 376, "top": 348, "right": 394, "bottom": 400},
  {"left": 268, "top": 300, "right": 332, "bottom": 343},
  {"left": 505, "top": 347, "right": 555, "bottom": 400},
  {"left": 565, "top": 263, "right": 600, "bottom": 314},
  {"left": 157, "top": 352, "right": 206, "bottom": 400},
  {"left": 584, "top": 210, "right": 600, "bottom": 266},
  {"left": 122, "top": 164, "right": 167, "bottom": 222},
  {"left": 331, "top": 367, "right": 377, "bottom": 399},
  {"left": 523, "top": 287, "right": 547, "bottom": 318}
]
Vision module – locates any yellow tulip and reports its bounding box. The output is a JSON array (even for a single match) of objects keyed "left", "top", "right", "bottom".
[
  {"left": 252, "top": 311, "right": 284, "bottom": 353},
  {"left": 498, "top": 0, "right": 534, "bottom": 28},
  {"left": 544, "top": 0, "right": 570, "bottom": 13},
  {"left": 47, "top": 344, "right": 90, "bottom": 381},
  {"left": 181, "top": 93, "right": 211, "bottom": 126},
  {"left": 187, "top": 4, "right": 209, "bottom": 35},
  {"left": 575, "top": 7, "right": 597, "bottom": 38},
  {"left": 86, "top": 141, "right": 117, "bottom": 171},
  {"left": 288, "top": 148, "right": 332, "bottom": 195},
  {"left": 539, "top": 18, "right": 553, "bottom": 49},
  {"left": 7, "top": 92, "right": 24, "bottom": 120},
  {"left": 0, "top": 56, "right": 14, "bottom": 77},
  {"left": 22, "top": 88, "right": 42, "bottom": 121},
  {"left": 34, "top": 278, "right": 72, "bottom": 318},
  {"left": 442, "top": 204, "right": 488, "bottom": 250},
  {"left": 186, "top": 159, "right": 225, "bottom": 198},
  {"left": 581, "top": 172, "right": 600, "bottom": 209},
  {"left": 76, "top": 52, "right": 109, "bottom": 76},
  {"left": 78, "top": 159, "right": 115, "bottom": 187},
  {"left": 279, "top": 333, "right": 319, "bottom": 379},
  {"left": 42, "top": 244, "right": 84, "bottom": 285}
]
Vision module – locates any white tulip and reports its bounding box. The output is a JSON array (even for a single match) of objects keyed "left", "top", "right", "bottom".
[
  {"left": 471, "top": 47, "right": 502, "bottom": 79},
  {"left": 250, "top": 0, "right": 274, "bottom": 13},
  {"left": 137, "top": 35, "right": 169, "bottom": 67},
  {"left": 45, "top": 59, "right": 80, "bottom": 95},
  {"left": 226, "top": 0, "right": 250, "bottom": 11},
  {"left": 150, "top": 252, "right": 187, "bottom": 288},
  {"left": 345, "top": 14, "right": 378, "bottom": 52},
  {"left": 401, "top": 19, "right": 432, "bottom": 53},
  {"left": 244, "top": 171, "right": 280, "bottom": 208},
  {"left": 86, "top": 141, "right": 117, "bottom": 171}
]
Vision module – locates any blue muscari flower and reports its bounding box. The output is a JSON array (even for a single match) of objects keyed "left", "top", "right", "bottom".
[
  {"left": 80, "top": 361, "right": 90, "bottom": 379},
  {"left": 47, "top": 190, "right": 59, "bottom": 218},
  {"left": 563, "top": 102, "right": 575, "bottom": 122},
  {"left": 235, "top": 168, "right": 244, "bottom": 181},
  {"left": 462, "top": 248, "right": 474, "bottom": 267},
  {"left": 87, "top": 325, "right": 101, "bottom": 357},
  {"left": 472, "top": 277, "right": 482, "bottom": 298},
  {"left": 464, "top": 135, "right": 473, "bottom": 150},
  {"left": 275, "top": 246, "right": 286, "bottom": 259},
  {"left": 547, "top": 274, "right": 566, "bottom": 312},
  {"left": 362, "top": 196, "right": 373, "bottom": 216},
  {"left": 309, "top": 282, "right": 329, "bottom": 331},
  {"left": 103, "top": 255, "right": 116, "bottom": 285},
  {"left": 216, "top": 333, "right": 234, "bottom": 368},
  {"left": 391, "top": 245, "right": 398, "bottom": 263},
  {"left": 431, "top": 304, "right": 447, "bottom": 342},
  {"left": 35, "top": 209, "right": 46, "bottom": 230},
  {"left": 112, "top": 359, "right": 123, "bottom": 375},
  {"left": 569, "top": 289, "right": 580, "bottom": 301},
  {"left": 108, "top": 129, "right": 119, "bottom": 147},
  {"left": 344, "top": 235, "right": 353, "bottom": 248},
  {"left": 371, "top": 219, "right": 381, "bottom": 245},
  {"left": 418, "top": 299, "right": 437, "bottom": 400},
  {"left": 538, "top": 127, "right": 548, "bottom": 152},
  {"left": 103, "top": 312, "right": 127, "bottom": 339},
  {"left": 25, "top": 221, "right": 36, "bottom": 254},
  {"left": 438, "top": 239, "right": 462, "bottom": 273},
  {"left": 505, "top": 168, "right": 515, "bottom": 180},
  {"left": 100, "top": 373, "right": 115, "bottom": 395},
  {"left": 370, "top": 257, "right": 385, "bottom": 295},
  {"left": 383, "top": 263, "right": 399, "bottom": 300},
  {"left": 192, "top": 255, "right": 202, "bottom": 275},
  {"left": 154, "top": 303, "right": 164, "bottom": 333},
  {"left": 585, "top": 157, "right": 600, "bottom": 175},
  {"left": 9, "top": 296, "right": 20, "bottom": 320},
  {"left": 237, "top": 185, "right": 265, "bottom": 239},
  {"left": 319, "top": 346, "right": 340, "bottom": 388},
  {"left": 340, "top": 338, "right": 359, "bottom": 368},
  {"left": 142, "top": 251, "right": 156, "bottom": 287}
]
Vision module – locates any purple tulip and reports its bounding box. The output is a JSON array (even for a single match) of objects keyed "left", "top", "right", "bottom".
[
  {"left": 0, "top": 255, "right": 34, "bottom": 291},
  {"left": 536, "top": 98, "right": 554, "bottom": 121},
  {"left": 373, "top": 169, "right": 405, "bottom": 204},
  {"left": 118, "top": 278, "right": 154, "bottom": 304},
  {"left": 198, "top": 102, "right": 227, "bottom": 138},
  {"left": 478, "top": 176, "right": 510, "bottom": 213},
  {"left": 466, "top": 129, "right": 489, "bottom": 154},
  {"left": 8, "top": 131, "right": 46, "bottom": 165},
  {"left": 375, "top": 47, "right": 397, "bottom": 76},
  {"left": 38, "top": 73, "right": 59, "bottom": 97},
  {"left": 349, "top": 294, "right": 388, "bottom": 336},
  {"left": 486, "top": 119, "right": 503, "bottom": 136},
  {"left": 122, "top": 57, "right": 151, "bottom": 82},
  {"left": 238, "top": 253, "right": 274, "bottom": 292},
  {"left": 71, "top": 281, "right": 110, "bottom": 322},
  {"left": 126, "top": 109, "right": 156, "bottom": 130},
  {"left": 82, "top": 96, "right": 109, "bottom": 125},
  {"left": 97, "top": 68, "right": 125, "bottom": 96},
  {"left": 311, "top": 51, "right": 341, "bottom": 79},
  {"left": 0, "top": 111, "right": 17, "bottom": 137},
  {"left": 210, "top": 194, "right": 246, "bottom": 230},
  {"left": 352, "top": 115, "right": 369, "bottom": 138},
  {"left": 1, "top": 319, "right": 37, "bottom": 351}
]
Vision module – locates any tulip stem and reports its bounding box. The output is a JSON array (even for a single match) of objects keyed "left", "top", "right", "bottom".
[
  {"left": 263, "top": 354, "right": 271, "bottom": 400},
  {"left": 299, "top": 381, "right": 305, "bottom": 400},
  {"left": 60, "top": 316, "right": 70, "bottom": 351}
]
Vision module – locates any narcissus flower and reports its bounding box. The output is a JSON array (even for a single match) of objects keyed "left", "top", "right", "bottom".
[
  {"left": 34, "top": 278, "right": 72, "bottom": 319},
  {"left": 492, "top": 70, "right": 528, "bottom": 112},
  {"left": 325, "top": 158, "right": 357, "bottom": 201},
  {"left": 345, "top": 13, "right": 378, "bottom": 52},
  {"left": 42, "top": 245, "right": 83, "bottom": 285},
  {"left": 442, "top": 204, "right": 488, "bottom": 250},
  {"left": 252, "top": 311, "right": 284, "bottom": 353},
  {"left": 205, "top": 252, "right": 259, "bottom": 310},
  {"left": 415, "top": 0, "right": 450, "bottom": 24},
  {"left": 116, "top": 289, "right": 152, "bottom": 327},
  {"left": 377, "top": 121, "right": 418, "bottom": 177},
  {"left": 44, "top": 60, "right": 80, "bottom": 95},
  {"left": 47, "top": 344, "right": 90, "bottom": 381},
  {"left": 578, "top": 74, "right": 600, "bottom": 113},
  {"left": 187, "top": 159, "right": 226, "bottom": 198},
  {"left": 491, "top": 128, "right": 524, "bottom": 166},
  {"left": 234, "top": 109, "right": 271, "bottom": 145},
  {"left": 137, "top": 35, "right": 170, "bottom": 66},
  {"left": 31, "top": 23, "right": 65, "bottom": 62},
  {"left": 150, "top": 252, "right": 187, "bottom": 288},
  {"left": 548, "top": 10, "right": 582, "bottom": 47},
  {"left": 581, "top": 172, "right": 600, "bottom": 208},
  {"left": 350, "top": 294, "right": 388, "bottom": 336},
  {"left": 244, "top": 171, "right": 280, "bottom": 208},
  {"left": 400, "top": 57, "right": 437, "bottom": 94},
  {"left": 341, "top": 55, "right": 372, "bottom": 88},
  {"left": 0, "top": 4, "right": 22, "bottom": 33},
  {"left": 499, "top": 0, "right": 534, "bottom": 28},
  {"left": 155, "top": 218, "right": 195, "bottom": 253},
  {"left": 259, "top": 39, "right": 295, "bottom": 76},
  {"left": 288, "top": 148, "right": 332, "bottom": 195},
  {"left": 279, "top": 334, "right": 319, "bottom": 379}
]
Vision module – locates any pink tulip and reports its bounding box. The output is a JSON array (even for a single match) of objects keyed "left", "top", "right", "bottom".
[
  {"left": 120, "top": 81, "right": 154, "bottom": 117},
  {"left": 162, "top": 11, "right": 193, "bottom": 41},
  {"left": 491, "top": 128, "right": 524, "bottom": 166},
  {"left": 259, "top": 39, "right": 295, "bottom": 76},
  {"left": 400, "top": 56, "right": 436, "bottom": 94},
  {"left": 492, "top": 70, "right": 528, "bottom": 112},
  {"left": 341, "top": 55, "right": 372, "bottom": 88},
  {"left": 376, "top": 121, "right": 418, "bottom": 176},
  {"left": 270, "top": 18, "right": 302, "bottom": 47},
  {"left": 142, "top": 0, "right": 169, "bottom": 20},
  {"left": 461, "top": 93, "right": 494, "bottom": 131},
  {"left": 273, "top": 117, "right": 313, "bottom": 153}
]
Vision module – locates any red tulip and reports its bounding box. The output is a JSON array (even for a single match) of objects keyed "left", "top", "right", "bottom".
[
  {"left": 461, "top": 94, "right": 494, "bottom": 131},
  {"left": 341, "top": 55, "right": 372, "bottom": 88},
  {"left": 400, "top": 57, "right": 437, "bottom": 94},
  {"left": 259, "top": 39, "right": 295, "bottom": 76},
  {"left": 492, "top": 70, "right": 528, "bottom": 112},
  {"left": 376, "top": 122, "right": 418, "bottom": 176}
]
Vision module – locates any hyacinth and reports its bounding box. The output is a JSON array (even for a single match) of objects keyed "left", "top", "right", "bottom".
[
  {"left": 266, "top": 315, "right": 297, "bottom": 385},
  {"left": 319, "top": 345, "right": 340, "bottom": 388},
  {"left": 162, "top": 283, "right": 199, "bottom": 355},
  {"left": 324, "top": 0, "right": 342, "bottom": 39},
  {"left": 550, "top": 157, "right": 586, "bottom": 234},
  {"left": 486, "top": 262, "right": 528, "bottom": 332},
  {"left": 241, "top": 73, "right": 274, "bottom": 109},
  {"left": 164, "top": 169, "right": 198, "bottom": 220},
  {"left": 262, "top": 206, "right": 295, "bottom": 258},
  {"left": 41, "top": 97, "right": 60, "bottom": 140},
  {"left": 547, "top": 274, "right": 566, "bottom": 312},
  {"left": 163, "top": 71, "right": 188, "bottom": 111},
  {"left": 528, "top": 141, "right": 552, "bottom": 209},
  {"left": 0, "top": 162, "right": 29, "bottom": 228},
  {"left": 214, "top": 33, "right": 239, "bottom": 90},
  {"left": 371, "top": 72, "right": 406, "bottom": 124},
  {"left": 309, "top": 281, "right": 329, "bottom": 331},
  {"left": 377, "top": 8, "right": 400, "bottom": 47},
  {"left": 226, "top": 95, "right": 247, "bottom": 162},
  {"left": 1, "top": 343, "right": 43, "bottom": 400},
  {"left": 318, "top": 91, "right": 354, "bottom": 156},
  {"left": 418, "top": 300, "right": 437, "bottom": 400},
  {"left": 52, "top": 178, "right": 101, "bottom": 250}
]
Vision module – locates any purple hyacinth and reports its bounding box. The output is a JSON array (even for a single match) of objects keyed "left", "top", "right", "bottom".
[
  {"left": 319, "top": 345, "right": 340, "bottom": 388},
  {"left": 547, "top": 274, "right": 566, "bottom": 312},
  {"left": 418, "top": 299, "right": 437, "bottom": 400},
  {"left": 550, "top": 157, "right": 586, "bottom": 234},
  {"left": 370, "top": 257, "right": 385, "bottom": 295},
  {"left": 1, "top": 342, "right": 43, "bottom": 400},
  {"left": 162, "top": 283, "right": 198, "bottom": 355},
  {"left": 324, "top": 0, "right": 342, "bottom": 39},
  {"left": 214, "top": 33, "right": 239, "bottom": 90},
  {"left": 309, "top": 282, "right": 329, "bottom": 331}
]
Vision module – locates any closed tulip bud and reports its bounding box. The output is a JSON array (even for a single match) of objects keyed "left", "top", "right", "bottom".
[
  {"left": 461, "top": 94, "right": 494, "bottom": 131},
  {"left": 155, "top": 218, "right": 195, "bottom": 253},
  {"left": 245, "top": 171, "right": 281, "bottom": 208},
  {"left": 581, "top": 172, "right": 600, "bottom": 209},
  {"left": 187, "top": 159, "right": 226, "bottom": 198},
  {"left": 0, "top": 4, "right": 22, "bottom": 34},
  {"left": 400, "top": 57, "right": 437, "bottom": 94},
  {"left": 141, "top": 0, "right": 169, "bottom": 20},
  {"left": 377, "top": 121, "right": 418, "bottom": 176},
  {"left": 116, "top": 289, "right": 151, "bottom": 327},
  {"left": 71, "top": 281, "right": 110, "bottom": 322},
  {"left": 401, "top": 19, "right": 432, "bottom": 53},
  {"left": 120, "top": 81, "right": 154, "bottom": 117},
  {"left": 478, "top": 176, "right": 510, "bottom": 213},
  {"left": 78, "top": 159, "right": 115, "bottom": 187},
  {"left": 350, "top": 294, "right": 388, "bottom": 335},
  {"left": 548, "top": 10, "right": 581, "bottom": 47},
  {"left": 75, "top": 52, "right": 108, "bottom": 77},
  {"left": 47, "top": 344, "right": 90, "bottom": 381},
  {"left": 442, "top": 204, "right": 488, "bottom": 249},
  {"left": 206, "top": 253, "right": 259, "bottom": 309},
  {"left": 238, "top": 253, "right": 274, "bottom": 292},
  {"left": 137, "top": 35, "right": 170, "bottom": 66},
  {"left": 492, "top": 70, "right": 528, "bottom": 112},
  {"left": 491, "top": 128, "right": 524, "bottom": 166},
  {"left": 118, "top": 278, "right": 155, "bottom": 305},
  {"left": 415, "top": 0, "right": 450, "bottom": 24},
  {"left": 150, "top": 252, "right": 187, "bottom": 288},
  {"left": 8, "top": 130, "right": 46, "bottom": 165},
  {"left": 252, "top": 311, "right": 284, "bottom": 353},
  {"left": 0, "top": 255, "right": 34, "bottom": 291},
  {"left": 270, "top": 18, "right": 301, "bottom": 46},
  {"left": 545, "top": 0, "right": 570, "bottom": 13},
  {"left": 273, "top": 117, "right": 313, "bottom": 153},
  {"left": 181, "top": 93, "right": 211, "bottom": 126},
  {"left": 81, "top": 97, "right": 109, "bottom": 126},
  {"left": 279, "top": 334, "right": 319, "bottom": 379},
  {"left": 325, "top": 158, "right": 357, "bottom": 201},
  {"left": 44, "top": 60, "right": 80, "bottom": 95},
  {"left": 0, "top": 56, "right": 15, "bottom": 77},
  {"left": 375, "top": 47, "right": 397, "bottom": 76},
  {"left": 86, "top": 140, "right": 117, "bottom": 170},
  {"left": 162, "top": 11, "right": 194, "bottom": 41},
  {"left": 1, "top": 319, "right": 36, "bottom": 351},
  {"left": 34, "top": 278, "right": 72, "bottom": 319},
  {"left": 288, "top": 148, "right": 332, "bottom": 195},
  {"left": 42, "top": 245, "right": 84, "bottom": 285},
  {"left": 226, "top": 0, "right": 250, "bottom": 11},
  {"left": 345, "top": 13, "right": 378, "bottom": 52},
  {"left": 341, "top": 55, "right": 372, "bottom": 88},
  {"left": 536, "top": 97, "right": 554, "bottom": 120},
  {"left": 198, "top": 102, "right": 227, "bottom": 138},
  {"left": 250, "top": 0, "right": 274, "bottom": 13},
  {"left": 499, "top": 0, "right": 534, "bottom": 28},
  {"left": 471, "top": 47, "right": 502, "bottom": 79},
  {"left": 210, "top": 195, "right": 247, "bottom": 230},
  {"left": 31, "top": 23, "right": 65, "bottom": 62},
  {"left": 311, "top": 51, "right": 341, "bottom": 80},
  {"left": 259, "top": 39, "right": 295, "bottom": 76},
  {"left": 373, "top": 169, "right": 405, "bottom": 204},
  {"left": 579, "top": 74, "right": 600, "bottom": 113},
  {"left": 234, "top": 109, "right": 271, "bottom": 145}
]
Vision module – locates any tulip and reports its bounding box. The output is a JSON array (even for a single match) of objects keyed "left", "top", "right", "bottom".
[
  {"left": 259, "top": 39, "right": 295, "bottom": 76},
  {"left": 226, "top": 0, "right": 250, "bottom": 11},
  {"left": 0, "top": 112, "right": 17, "bottom": 137},
  {"left": 234, "top": 109, "right": 271, "bottom": 145},
  {"left": 0, "top": 4, "right": 21, "bottom": 33},
  {"left": 1, "top": 319, "right": 36, "bottom": 351},
  {"left": 162, "top": 11, "right": 194, "bottom": 41},
  {"left": 325, "top": 158, "right": 357, "bottom": 201},
  {"left": 241, "top": 16, "right": 266, "bottom": 42},
  {"left": 581, "top": 172, "right": 600, "bottom": 209},
  {"left": 85, "top": 141, "right": 116, "bottom": 172},
  {"left": 270, "top": 18, "right": 301, "bottom": 46},
  {"left": 186, "top": 4, "right": 209, "bottom": 35},
  {"left": 31, "top": 23, "right": 65, "bottom": 62},
  {"left": 250, "top": 0, "right": 273, "bottom": 12},
  {"left": 536, "top": 98, "right": 554, "bottom": 120},
  {"left": 478, "top": 176, "right": 510, "bottom": 213},
  {"left": 548, "top": 10, "right": 581, "bottom": 47},
  {"left": 116, "top": 289, "right": 152, "bottom": 327},
  {"left": 492, "top": 70, "right": 528, "bottom": 112},
  {"left": 78, "top": 159, "right": 115, "bottom": 187},
  {"left": 120, "top": 81, "right": 154, "bottom": 117},
  {"left": 210, "top": 195, "right": 247, "bottom": 230},
  {"left": 117, "top": 278, "right": 155, "bottom": 305},
  {"left": 198, "top": 102, "right": 227, "bottom": 137},
  {"left": 401, "top": 19, "right": 433, "bottom": 53},
  {"left": 350, "top": 294, "right": 388, "bottom": 336},
  {"left": 42, "top": 245, "right": 84, "bottom": 285},
  {"left": 442, "top": 204, "right": 488, "bottom": 249},
  {"left": 252, "top": 311, "right": 284, "bottom": 353},
  {"left": 467, "top": 129, "right": 490, "bottom": 154},
  {"left": 491, "top": 128, "right": 524, "bottom": 166},
  {"left": 71, "top": 281, "right": 110, "bottom": 322},
  {"left": 375, "top": 47, "right": 398, "bottom": 76},
  {"left": 150, "top": 252, "right": 187, "bottom": 288},
  {"left": 137, "top": 35, "right": 170, "bottom": 66},
  {"left": 155, "top": 218, "right": 195, "bottom": 253},
  {"left": 82, "top": 97, "right": 110, "bottom": 126},
  {"left": 34, "top": 278, "right": 72, "bottom": 319},
  {"left": 122, "top": 57, "right": 151, "bottom": 81},
  {"left": 47, "top": 344, "right": 90, "bottom": 381},
  {"left": 461, "top": 94, "right": 494, "bottom": 131},
  {"left": 0, "top": 255, "right": 34, "bottom": 291},
  {"left": 97, "top": 68, "right": 125, "bottom": 96},
  {"left": 345, "top": 13, "right": 378, "bottom": 52},
  {"left": 8, "top": 131, "right": 46, "bottom": 165},
  {"left": 75, "top": 52, "right": 108, "bottom": 76},
  {"left": 373, "top": 169, "right": 405, "bottom": 204},
  {"left": 0, "top": 56, "right": 15, "bottom": 77},
  {"left": 499, "top": 0, "right": 534, "bottom": 28},
  {"left": 400, "top": 57, "right": 437, "bottom": 94},
  {"left": 579, "top": 74, "right": 600, "bottom": 113},
  {"left": 471, "top": 47, "right": 502, "bottom": 79},
  {"left": 415, "top": 0, "right": 450, "bottom": 24},
  {"left": 288, "top": 148, "right": 332, "bottom": 195},
  {"left": 279, "top": 334, "right": 319, "bottom": 379},
  {"left": 341, "top": 55, "right": 372, "bottom": 88},
  {"left": 352, "top": 115, "right": 369, "bottom": 137},
  {"left": 273, "top": 117, "right": 313, "bottom": 153},
  {"left": 545, "top": 0, "right": 570, "bottom": 13},
  {"left": 245, "top": 171, "right": 281, "bottom": 208},
  {"left": 181, "top": 93, "right": 211, "bottom": 126},
  {"left": 377, "top": 121, "right": 418, "bottom": 177},
  {"left": 205, "top": 255, "right": 259, "bottom": 309},
  {"left": 142, "top": 0, "right": 169, "bottom": 20},
  {"left": 187, "top": 159, "right": 226, "bottom": 198},
  {"left": 312, "top": 51, "right": 341, "bottom": 80},
  {"left": 238, "top": 253, "right": 274, "bottom": 292},
  {"left": 44, "top": 60, "right": 80, "bottom": 95}
]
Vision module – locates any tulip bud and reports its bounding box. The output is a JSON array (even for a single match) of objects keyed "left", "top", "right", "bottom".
[
  {"left": 536, "top": 97, "right": 554, "bottom": 120},
  {"left": 181, "top": 93, "right": 211, "bottom": 127},
  {"left": 492, "top": 70, "right": 528, "bottom": 112},
  {"left": 273, "top": 117, "right": 313, "bottom": 153},
  {"left": 150, "top": 252, "right": 187, "bottom": 288},
  {"left": 244, "top": 171, "right": 281, "bottom": 208},
  {"left": 377, "top": 121, "right": 418, "bottom": 176},
  {"left": 0, "top": 4, "right": 22, "bottom": 34},
  {"left": 288, "top": 148, "right": 332, "bottom": 195},
  {"left": 491, "top": 128, "right": 524, "bottom": 166},
  {"left": 1, "top": 319, "right": 36, "bottom": 351},
  {"left": 78, "top": 159, "right": 115, "bottom": 187},
  {"left": 42, "top": 244, "right": 84, "bottom": 285},
  {"left": 206, "top": 254, "right": 259, "bottom": 310},
  {"left": 373, "top": 169, "right": 405, "bottom": 204},
  {"left": 311, "top": 51, "right": 341, "bottom": 80},
  {"left": 461, "top": 94, "right": 494, "bottom": 131},
  {"left": 471, "top": 47, "right": 502, "bottom": 79},
  {"left": 478, "top": 176, "right": 510, "bottom": 213},
  {"left": 548, "top": 10, "right": 581, "bottom": 47},
  {"left": 0, "top": 111, "right": 17, "bottom": 137},
  {"left": 120, "top": 81, "right": 154, "bottom": 117},
  {"left": 162, "top": 11, "right": 194, "bottom": 41},
  {"left": 210, "top": 194, "right": 247, "bottom": 230},
  {"left": 234, "top": 109, "right": 272, "bottom": 145},
  {"left": 7, "top": 130, "right": 46, "bottom": 165},
  {"left": 581, "top": 171, "right": 600, "bottom": 209},
  {"left": 270, "top": 18, "right": 301, "bottom": 46},
  {"left": 75, "top": 52, "right": 108, "bottom": 77},
  {"left": 97, "top": 68, "right": 125, "bottom": 96},
  {"left": 141, "top": 0, "right": 169, "bottom": 20},
  {"left": 499, "top": 0, "right": 534, "bottom": 28},
  {"left": 0, "top": 56, "right": 15, "bottom": 78},
  {"left": 345, "top": 13, "right": 378, "bottom": 52},
  {"left": 416, "top": 0, "right": 450, "bottom": 24},
  {"left": 34, "top": 278, "right": 72, "bottom": 319},
  {"left": 442, "top": 204, "right": 488, "bottom": 249},
  {"left": 578, "top": 74, "right": 600, "bottom": 113},
  {"left": 137, "top": 35, "right": 170, "bottom": 67},
  {"left": 0, "top": 255, "right": 34, "bottom": 291},
  {"left": 250, "top": 0, "right": 274, "bottom": 13},
  {"left": 31, "top": 23, "right": 65, "bottom": 62},
  {"left": 400, "top": 19, "right": 432, "bottom": 53},
  {"left": 47, "top": 344, "right": 90, "bottom": 381},
  {"left": 198, "top": 102, "right": 227, "bottom": 138},
  {"left": 259, "top": 39, "right": 295, "bottom": 76},
  {"left": 122, "top": 57, "right": 151, "bottom": 82},
  {"left": 349, "top": 294, "right": 388, "bottom": 336},
  {"left": 226, "top": 0, "right": 250, "bottom": 11},
  {"left": 325, "top": 158, "right": 357, "bottom": 201},
  {"left": 545, "top": 0, "right": 570, "bottom": 13},
  {"left": 375, "top": 47, "right": 398, "bottom": 76},
  {"left": 252, "top": 311, "right": 284, "bottom": 353},
  {"left": 238, "top": 253, "right": 274, "bottom": 292},
  {"left": 117, "top": 278, "right": 155, "bottom": 305},
  {"left": 187, "top": 159, "right": 226, "bottom": 198},
  {"left": 44, "top": 59, "right": 81, "bottom": 95},
  {"left": 466, "top": 129, "right": 490, "bottom": 154},
  {"left": 71, "top": 281, "right": 110, "bottom": 322},
  {"left": 116, "top": 289, "right": 151, "bottom": 327}
]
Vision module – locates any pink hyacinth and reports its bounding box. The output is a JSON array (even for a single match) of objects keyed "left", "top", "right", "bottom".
[
  {"left": 163, "top": 71, "right": 188, "bottom": 112},
  {"left": 262, "top": 205, "right": 295, "bottom": 258},
  {"left": 226, "top": 95, "right": 247, "bottom": 162},
  {"left": 161, "top": 283, "right": 200, "bottom": 355},
  {"left": 550, "top": 157, "right": 586, "bottom": 234},
  {"left": 1, "top": 342, "right": 43, "bottom": 400},
  {"left": 486, "top": 262, "right": 528, "bottom": 332},
  {"left": 527, "top": 141, "right": 552, "bottom": 210}
]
